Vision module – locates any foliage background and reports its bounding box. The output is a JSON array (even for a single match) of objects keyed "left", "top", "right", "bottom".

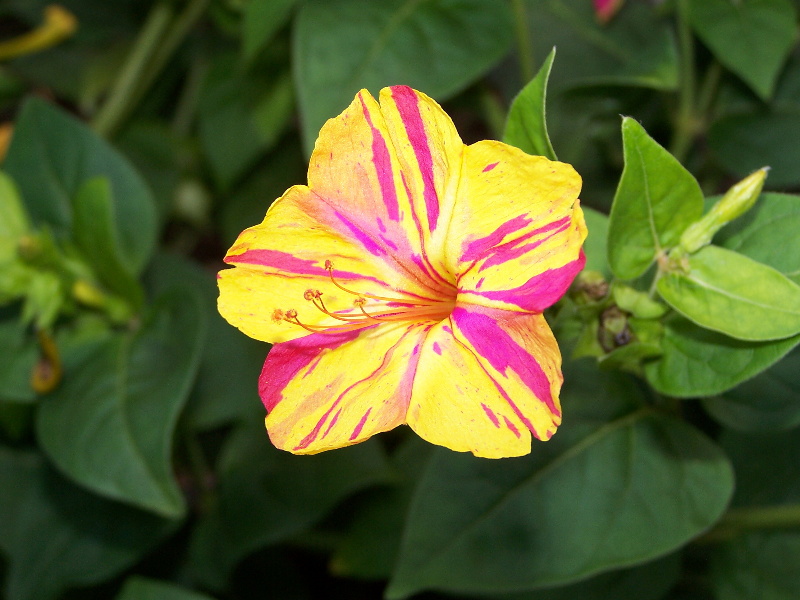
[{"left": 1, "top": 0, "right": 800, "bottom": 599}]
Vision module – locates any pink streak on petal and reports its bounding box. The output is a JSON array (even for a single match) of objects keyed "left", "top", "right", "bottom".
[
  {"left": 358, "top": 93, "right": 400, "bottom": 221},
  {"left": 502, "top": 415, "right": 522, "bottom": 438},
  {"left": 479, "top": 219, "right": 573, "bottom": 271},
  {"left": 482, "top": 162, "right": 499, "bottom": 172},
  {"left": 470, "top": 250, "right": 586, "bottom": 312},
  {"left": 391, "top": 86, "right": 440, "bottom": 231},
  {"left": 481, "top": 403, "right": 501, "bottom": 428},
  {"left": 432, "top": 341, "right": 442, "bottom": 355},
  {"left": 334, "top": 211, "right": 386, "bottom": 256},
  {"left": 323, "top": 408, "right": 342, "bottom": 439},
  {"left": 442, "top": 325, "right": 452, "bottom": 334},
  {"left": 259, "top": 329, "right": 363, "bottom": 411},
  {"left": 461, "top": 214, "right": 532, "bottom": 262},
  {"left": 453, "top": 307, "right": 559, "bottom": 416},
  {"left": 350, "top": 407, "right": 373, "bottom": 440}
]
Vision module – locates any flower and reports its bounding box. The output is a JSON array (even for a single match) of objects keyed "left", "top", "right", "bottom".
[
  {"left": 593, "top": 0, "right": 624, "bottom": 24},
  {"left": 218, "top": 86, "right": 586, "bottom": 458}
]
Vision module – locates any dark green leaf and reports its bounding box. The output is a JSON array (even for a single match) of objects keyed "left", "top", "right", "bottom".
[
  {"left": 36, "top": 288, "right": 206, "bottom": 517},
  {"left": 294, "top": 0, "right": 513, "bottom": 152},
  {"left": 72, "top": 177, "right": 144, "bottom": 309},
  {"left": 608, "top": 117, "right": 704, "bottom": 279},
  {"left": 657, "top": 245, "right": 800, "bottom": 341},
  {"left": 0, "top": 448, "right": 175, "bottom": 600},
  {"left": 386, "top": 361, "right": 733, "bottom": 597},
  {"left": 703, "top": 348, "right": 800, "bottom": 432},
  {"left": 688, "top": 0, "right": 797, "bottom": 100},
  {"left": 243, "top": 0, "right": 297, "bottom": 62},
  {"left": 0, "top": 320, "right": 38, "bottom": 403},
  {"left": 504, "top": 47, "right": 558, "bottom": 160},
  {"left": 715, "top": 193, "right": 800, "bottom": 284},
  {"left": 186, "top": 420, "right": 393, "bottom": 590},
  {"left": 644, "top": 315, "right": 800, "bottom": 397},
  {"left": 4, "top": 97, "right": 158, "bottom": 274},
  {"left": 116, "top": 576, "right": 215, "bottom": 600}
]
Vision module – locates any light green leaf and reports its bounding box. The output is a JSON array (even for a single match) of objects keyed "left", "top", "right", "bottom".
[
  {"left": 582, "top": 206, "right": 610, "bottom": 277},
  {"left": 386, "top": 362, "right": 733, "bottom": 598},
  {"left": 607, "top": 117, "right": 704, "bottom": 280},
  {"left": 688, "top": 0, "right": 798, "bottom": 100},
  {"left": 186, "top": 420, "right": 393, "bottom": 590},
  {"left": 0, "top": 172, "right": 29, "bottom": 260},
  {"left": 703, "top": 348, "right": 800, "bottom": 432},
  {"left": 715, "top": 193, "right": 800, "bottom": 284},
  {"left": 644, "top": 315, "right": 800, "bottom": 398},
  {"left": 36, "top": 288, "right": 206, "bottom": 517},
  {"left": 0, "top": 448, "right": 175, "bottom": 600},
  {"left": 72, "top": 177, "right": 144, "bottom": 309},
  {"left": 503, "top": 47, "right": 557, "bottom": 160},
  {"left": 116, "top": 577, "right": 215, "bottom": 600},
  {"left": 243, "top": 0, "right": 297, "bottom": 62},
  {"left": 657, "top": 245, "right": 800, "bottom": 341},
  {"left": 294, "top": 0, "right": 513, "bottom": 153},
  {"left": 3, "top": 97, "right": 158, "bottom": 274}
]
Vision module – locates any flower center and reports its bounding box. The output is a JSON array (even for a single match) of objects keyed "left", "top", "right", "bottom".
[{"left": 275, "top": 260, "right": 456, "bottom": 334}]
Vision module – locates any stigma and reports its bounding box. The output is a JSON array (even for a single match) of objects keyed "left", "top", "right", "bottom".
[{"left": 276, "top": 261, "right": 456, "bottom": 334}]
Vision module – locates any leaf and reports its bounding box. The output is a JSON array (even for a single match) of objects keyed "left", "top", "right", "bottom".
[
  {"left": 582, "top": 206, "right": 611, "bottom": 277},
  {"left": 710, "top": 429, "right": 800, "bottom": 600},
  {"left": 703, "top": 348, "right": 800, "bottom": 432},
  {"left": 0, "top": 448, "right": 175, "bottom": 600},
  {"left": 72, "top": 177, "right": 144, "bottom": 309},
  {"left": 607, "top": 117, "right": 704, "bottom": 280},
  {"left": 0, "top": 171, "right": 29, "bottom": 260},
  {"left": 3, "top": 97, "right": 158, "bottom": 274},
  {"left": 522, "top": 0, "right": 678, "bottom": 91},
  {"left": 688, "top": 0, "right": 797, "bottom": 100},
  {"left": 116, "top": 577, "right": 215, "bottom": 600},
  {"left": 709, "top": 113, "right": 800, "bottom": 188},
  {"left": 644, "top": 315, "right": 800, "bottom": 398},
  {"left": 198, "top": 54, "right": 294, "bottom": 190},
  {"left": 386, "top": 361, "right": 733, "bottom": 598},
  {"left": 36, "top": 288, "right": 206, "bottom": 517},
  {"left": 293, "top": 0, "right": 513, "bottom": 153},
  {"left": 243, "top": 0, "right": 297, "bottom": 62},
  {"left": 186, "top": 420, "right": 393, "bottom": 590},
  {"left": 503, "top": 47, "right": 558, "bottom": 160},
  {"left": 0, "top": 319, "right": 38, "bottom": 403},
  {"left": 657, "top": 245, "right": 800, "bottom": 341},
  {"left": 715, "top": 193, "right": 800, "bottom": 284}
]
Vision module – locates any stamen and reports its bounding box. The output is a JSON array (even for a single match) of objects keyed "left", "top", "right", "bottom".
[
  {"left": 325, "top": 260, "right": 430, "bottom": 304},
  {"left": 272, "top": 309, "right": 285, "bottom": 323}
]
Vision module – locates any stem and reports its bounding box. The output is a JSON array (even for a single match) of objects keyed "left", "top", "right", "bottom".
[
  {"left": 699, "top": 504, "right": 800, "bottom": 543},
  {"left": 669, "top": 0, "right": 696, "bottom": 163},
  {"left": 511, "top": 0, "right": 535, "bottom": 83},
  {"left": 91, "top": 3, "right": 174, "bottom": 137},
  {"left": 696, "top": 60, "right": 722, "bottom": 125}
]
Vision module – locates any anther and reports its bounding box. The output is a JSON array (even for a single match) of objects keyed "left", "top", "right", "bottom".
[
  {"left": 272, "top": 308, "right": 285, "bottom": 323},
  {"left": 324, "top": 260, "right": 333, "bottom": 270},
  {"left": 303, "top": 289, "right": 316, "bottom": 301},
  {"left": 353, "top": 297, "right": 366, "bottom": 307}
]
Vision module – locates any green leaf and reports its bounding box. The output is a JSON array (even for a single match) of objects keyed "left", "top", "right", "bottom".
[
  {"left": 243, "top": 0, "right": 297, "bottom": 62},
  {"left": 688, "top": 0, "right": 798, "bottom": 100},
  {"left": 582, "top": 207, "right": 611, "bottom": 277},
  {"left": 72, "top": 177, "right": 144, "bottom": 309},
  {"left": 186, "top": 420, "right": 393, "bottom": 590},
  {"left": 0, "top": 320, "right": 38, "bottom": 403},
  {"left": 709, "top": 113, "right": 800, "bottom": 188},
  {"left": 714, "top": 193, "right": 800, "bottom": 284},
  {"left": 503, "top": 47, "right": 558, "bottom": 160},
  {"left": 710, "top": 429, "right": 800, "bottom": 600},
  {"left": 607, "top": 117, "right": 704, "bottom": 280},
  {"left": 0, "top": 171, "right": 29, "bottom": 260},
  {"left": 3, "top": 97, "right": 158, "bottom": 274},
  {"left": 657, "top": 245, "right": 800, "bottom": 341},
  {"left": 36, "top": 288, "right": 206, "bottom": 517},
  {"left": 0, "top": 448, "right": 175, "bottom": 600},
  {"left": 386, "top": 361, "right": 733, "bottom": 598},
  {"left": 198, "top": 54, "right": 294, "bottom": 190},
  {"left": 294, "top": 0, "right": 513, "bottom": 153},
  {"left": 703, "top": 348, "right": 800, "bottom": 432},
  {"left": 116, "top": 577, "right": 215, "bottom": 600},
  {"left": 644, "top": 315, "right": 800, "bottom": 397}
]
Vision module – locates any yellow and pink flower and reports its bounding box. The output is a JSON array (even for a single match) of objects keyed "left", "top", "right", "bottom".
[{"left": 218, "top": 86, "right": 586, "bottom": 458}]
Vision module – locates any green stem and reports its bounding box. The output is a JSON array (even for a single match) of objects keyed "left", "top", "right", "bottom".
[
  {"left": 91, "top": 3, "right": 174, "bottom": 137},
  {"left": 511, "top": 0, "right": 535, "bottom": 83},
  {"left": 696, "top": 60, "right": 722, "bottom": 125},
  {"left": 700, "top": 504, "right": 800, "bottom": 543},
  {"left": 669, "top": 0, "right": 696, "bottom": 163}
]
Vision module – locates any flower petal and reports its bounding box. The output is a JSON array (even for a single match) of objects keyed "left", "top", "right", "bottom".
[
  {"left": 219, "top": 185, "right": 443, "bottom": 344},
  {"left": 450, "top": 140, "right": 587, "bottom": 312},
  {"left": 407, "top": 305, "right": 563, "bottom": 458},
  {"left": 262, "top": 322, "right": 427, "bottom": 453}
]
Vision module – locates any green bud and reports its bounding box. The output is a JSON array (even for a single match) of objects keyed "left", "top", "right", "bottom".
[
  {"left": 0, "top": 171, "right": 30, "bottom": 260},
  {"left": 612, "top": 284, "right": 667, "bottom": 319},
  {"left": 679, "top": 167, "right": 768, "bottom": 254}
]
